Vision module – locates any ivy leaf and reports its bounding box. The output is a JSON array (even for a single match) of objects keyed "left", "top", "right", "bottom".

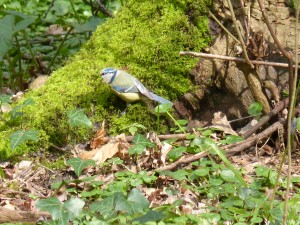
[
  {"left": 66, "top": 158, "right": 95, "bottom": 177},
  {"left": 90, "top": 189, "right": 149, "bottom": 217},
  {"left": 67, "top": 108, "right": 93, "bottom": 128},
  {"left": 15, "top": 16, "right": 36, "bottom": 32},
  {"left": 72, "top": 16, "right": 104, "bottom": 32},
  {"left": 132, "top": 134, "right": 155, "bottom": 147},
  {"left": 219, "top": 135, "right": 244, "bottom": 144},
  {"left": 154, "top": 102, "right": 173, "bottom": 113},
  {"left": 0, "top": 94, "right": 11, "bottom": 104},
  {"left": 64, "top": 198, "right": 85, "bottom": 220},
  {"left": 9, "top": 129, "right": 39, "bottom": 149},
  {"left": 132, "top": 210, "right": 165, "bottom": 223},
  {"left": 128, "top": 144, "right": 145, "bottom": 155},
  {"left": 115, "top": 188, "right": 149, "bottom": 215},
  {"left": 129, "top": 134, "right": 156, "bottom": 155},
  {"left": 36, "top": 197, "right": 84, "bottom": 225},
  {"left": 248, "top": 102, "right": 263, "bottom": 116},
  {"left": 89, "top": 192, "right": 125, "bottom": 219},
  {"left": 192, "top": 167, "right": 210, "bottom": 177},
  {"left": 9, "top": 97, "right": 35, "bottom": 118},
  {"left": 167, "top": 146, "right": 186, "bottom": 161},
  {"left": 0, "top": 15, "right": 15, "bottom": 59}
]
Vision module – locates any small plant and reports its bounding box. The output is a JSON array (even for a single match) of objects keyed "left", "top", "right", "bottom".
[
  {"left": 66, "top": 108, "right": 93, "bottom": 143},
  {"left": 120, "top": 122, "right": 147, "bottom": 135},
  {"left": 248, "top": 101, "right": 263, "bottom": 117},
  {"left": 154, "top": 103, "right": 187, "bottom": 133},
  {"left": 8, "top": 97, "right": 40, "bottom": 150}
]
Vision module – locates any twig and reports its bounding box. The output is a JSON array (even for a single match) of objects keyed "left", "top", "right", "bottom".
[
  {"left": 226, "top": 0, "right": 253, "bottom": 67},
  {"left": 257, "top": 0, "right": 291, "bottom": 59},
  {"left": 125, "top": 133, "right": 189, "bottom": 142},
  {"left": 154, "top": 120, "right": 284, "bottom": 172},
  {"left": 283, "top": 1, "right": 300, "bottom": 223},
  {"left": 228, "top": 120, "right": 284, "bottom": 155},
  {"left": 207, "top": 10, "right": 240, "bottom": 44},
  {"left": 179, "top": 51, "right": 300, "bottom": 68},
  {"left": 242, "top": 96, "right": 293, "bottom": 139}
]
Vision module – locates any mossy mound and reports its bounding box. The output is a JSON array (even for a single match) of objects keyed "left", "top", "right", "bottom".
[{"left": 0, "top": 0, "right": 211, "bottom": 159}]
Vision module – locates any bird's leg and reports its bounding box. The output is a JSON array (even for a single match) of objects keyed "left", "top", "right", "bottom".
[{"left": 120, "top": 103, "right": 131, "bottom": 115}]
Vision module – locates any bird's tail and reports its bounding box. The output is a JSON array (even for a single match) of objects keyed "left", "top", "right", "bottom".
[{"left": 150, "top": 93, "right": 172, "bottom": 104}]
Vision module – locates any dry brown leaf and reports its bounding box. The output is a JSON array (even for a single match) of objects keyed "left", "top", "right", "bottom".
[
  {"left": 210, "top": 111, "right": 238, "bottom": 135},
  {"left": 80, "top": 134, "right": 130, "bottom": 164},
  {"left": 90, "top": 121, "right": 107, "bottom": 149},
  {"left": 160, "top": 142, "right": 173, "bottom": 165}
]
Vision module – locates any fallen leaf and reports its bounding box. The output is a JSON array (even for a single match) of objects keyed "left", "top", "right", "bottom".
[
  {"left": 80, "top": 134, "right": 129, "bottom": 164},
  {"left": 211, "top": 112, "right": 238, "bottom": 135},
  {"left": 90, "top": 121, "right": 107, "bottom": 149}
]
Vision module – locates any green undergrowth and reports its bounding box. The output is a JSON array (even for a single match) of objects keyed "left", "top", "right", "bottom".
[
  {"left": 33, "top": 133, "right": 300, "bottom": 224},
  {"left": 0, "top": 0, "right": 211, "bottom": 159}
]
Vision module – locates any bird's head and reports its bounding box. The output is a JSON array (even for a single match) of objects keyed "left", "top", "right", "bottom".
[{"left": 100, "top": 68, "right": 117, "bottom": 83}]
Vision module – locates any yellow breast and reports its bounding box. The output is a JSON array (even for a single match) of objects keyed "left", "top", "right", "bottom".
[{"left": 112, "top": 90, "right": 141, "bottom": 103}]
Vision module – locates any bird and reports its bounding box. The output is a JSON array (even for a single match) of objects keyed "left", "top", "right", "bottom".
[{"left": 100, "top": 68, "right": 172, "bottom": 105}]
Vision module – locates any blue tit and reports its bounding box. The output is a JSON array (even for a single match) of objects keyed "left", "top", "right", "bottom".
[{"left": 100, "top": 68, "right": 172, "bottom": 104}]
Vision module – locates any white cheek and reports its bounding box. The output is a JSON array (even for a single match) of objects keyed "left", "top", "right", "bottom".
[{"left": 102, "top": 75, "right": 110, "bottom": 83}]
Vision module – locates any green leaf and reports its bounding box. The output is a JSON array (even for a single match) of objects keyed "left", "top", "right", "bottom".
[
  {"left": 192, "top": 168, "right": 210, "bottom": 177},
  {"left": 35, "top": 197, "right": 63, "bottom": 220},
  {"left": 67, "top": 109, "right": 93, "bottom": 128},
  {"left": 176, "top": 119, "right": 188, "bottom": 125},
  {"left": 220, "top": 135, "right": 244, "bottom": 144},
  {"left": 115, "top": 188, "right": 149, "bottom": 215},
  {"left": 22, "top": 98, "right": 35, "bottom": 106},
  {"left": 66, "top": 158, "right": 95, "bottom": 177},
  {"left": 132, "top": 209, "right": 165, "bottom": 223},
  {"left": 154, "top": 102, "right": 173, "bottom": 113},
  {"left": 36, "top": 197, "right": 84, "bottom": 225},
  {"left": 72, "top": 16, "right": 104, "bottom": 32},
  {"left": 15, "top": 17, "right": 36, "bottom": 32},
  {"left": 168, "top": 170, "right": 189, "bottom": 181},
  {"left": 167, "top": 146, "right": 186, "bottom": 161},
  {"left": 128, "top": 126, "right": 138, "bottom": 135},
  {"left": 129, "top": 134, "right": 156, "bottom": 155},
  {"left": 64, "top": 198, "right": 85, "bottom": 220},
  {"left": 52, "top": 0, "right": 70, "bottom": 16},
  {"left": 190, "top": 137, "right": 207, "bottom": 148},
  {"left": 128, "top": 144, "right": 145, "bottom": 155},
  {"left": 220, "top": 169, "right": 236, "bottom": 182},
  {"left": 0, "top": 168, "right": 5, "bottom": 179},
  {"left": 90, "top": 192, "right": 125, "bottom": 219},
  {"left": 0, "top": 94, "right": 11, "bottom": 104},
  {"left": 205, "top": 139, "right": 247, "bottom": 187},
  {"left": 9, "top": 98, "right": 35, "bottom": 118},
  {"left": 0, "top": 15, "right": 15, "bottom": 58},
  {"left": 9, "top": 129, "right": 39, "bottom": 149},
  {"left": 132, "top": 134, "right": 156, "bottom": 147},
  {"left": 248, "top": 102, "right": 263, "bottom": 116}
]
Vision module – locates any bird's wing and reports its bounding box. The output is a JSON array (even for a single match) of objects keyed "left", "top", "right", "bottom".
[
  {"left": 112, "top": 85, "right": 138, "bottom": 93},
  {"left": 150, "top": 93, "right": 172, "bottom": 104},
  {"left": 133, "top": 78, "right": 155, "bottom": 100}
]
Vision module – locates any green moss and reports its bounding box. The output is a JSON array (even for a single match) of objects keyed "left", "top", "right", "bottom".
[{"left": 0, "top": 0, "right": 211, "bottom": 159}]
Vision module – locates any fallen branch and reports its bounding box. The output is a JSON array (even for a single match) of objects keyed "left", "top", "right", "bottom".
[
  {"left": 125, "top": 133, "right": 189, "bottom": 142},
  {"left": 155, "top": 120, "right": 284, "bottom": 172},
  {"left": 179, "top": 51, "right": 300, "bottom": 68},
  {"left": 228, "top": 120, "right": 284, "bottom": 155}
]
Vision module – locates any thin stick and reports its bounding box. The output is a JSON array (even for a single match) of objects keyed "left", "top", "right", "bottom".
[
  {"left": 208, "top": 10, "right": 240, "bottom": 44},
  {"left": 154, "top": 120, "right": 283, "bottom": 172},
  {"left": 179, "top": 51, "right": 300, "bottom": 69},
  {"left": 226, "top": 0, "right": 253, "bottom": 67}
]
